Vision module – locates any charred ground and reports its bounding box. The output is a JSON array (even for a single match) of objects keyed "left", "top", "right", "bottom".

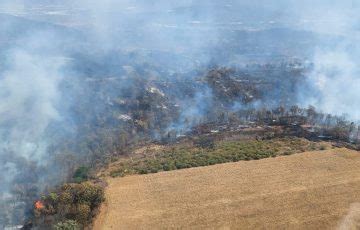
[{"left": 0, "top": 6, "right": 359, "bottom": 229}]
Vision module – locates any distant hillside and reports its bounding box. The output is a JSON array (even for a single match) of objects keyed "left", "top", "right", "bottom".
[{"left": 0, "top": 13, "right": 82, "bottom": 49}]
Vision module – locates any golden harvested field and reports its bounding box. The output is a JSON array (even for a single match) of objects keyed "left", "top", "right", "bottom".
[{"left": 94, "top": 148, "right": 360, "bottom": 230}]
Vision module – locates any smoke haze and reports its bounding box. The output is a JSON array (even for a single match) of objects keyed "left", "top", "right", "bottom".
[{"left": 0, "top": 0, "right": 359, "bottom": 227}]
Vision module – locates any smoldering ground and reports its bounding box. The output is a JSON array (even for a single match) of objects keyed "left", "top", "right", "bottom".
[{"left": 0, "top": 0, "right": 360, "bottom": 227}]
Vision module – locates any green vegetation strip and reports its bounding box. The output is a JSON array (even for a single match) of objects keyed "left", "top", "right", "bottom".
[
  {"left": 36, "top": 182, "right": 105, "bottom": 229},
  {"left": 110, "top": 137, "right": 327, "bottom": 177}
]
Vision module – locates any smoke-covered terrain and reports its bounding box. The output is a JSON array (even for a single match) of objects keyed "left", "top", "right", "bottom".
[{"left": 0, "top": 0, "right": 359, "bottom": 228}]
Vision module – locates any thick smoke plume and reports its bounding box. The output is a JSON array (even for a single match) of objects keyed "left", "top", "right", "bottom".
[{"left": 0, "top": 27, "right": 68, "bottom": 225}]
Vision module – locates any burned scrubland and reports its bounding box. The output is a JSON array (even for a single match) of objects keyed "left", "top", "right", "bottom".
[
  {"left": 0, "top": 1, "right": 360, "bottom": 229},
  {"left": 1, "top": 37, "right": 358, "bottom": 229},
  {"left": 24, "top": 63, "right": 360, "bottom": 228}
]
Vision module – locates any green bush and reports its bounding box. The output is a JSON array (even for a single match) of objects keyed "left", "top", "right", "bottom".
[
  {"left": 75, "top": 204, "right": 91, "bottom": 224},
  {"left": 53, "top": 220, "right": 79, "bottom": 230},
  {"left": 73, "top": 166, "right": 90, "bottom": 183},
  {"left": 194, "top": 136, "right": 215, "bottom": 149},
  {"left": 109, "top": 137, "right": 325, "bottom": 177},
  {"left": 138, "top": 168, "right": 148, "bottom": 174},
  {"left": 37, "top": 182, "right": 105, "bottom": 228},
  {"left": 110, "top": 170, "right": 124, "bottom": 178}
]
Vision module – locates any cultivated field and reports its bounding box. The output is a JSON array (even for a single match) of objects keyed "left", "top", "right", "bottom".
[{"left": 94, "top": 148, "right": 360, "bottom": 230}]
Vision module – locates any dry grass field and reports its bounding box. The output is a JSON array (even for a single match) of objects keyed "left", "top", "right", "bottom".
[{"left": 94, "top": 148, "right": 360, "bottom": 230}]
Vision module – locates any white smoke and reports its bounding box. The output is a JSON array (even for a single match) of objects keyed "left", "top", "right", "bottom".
[
  {"left": 295, "top": 1, "right": 360, "bottom": 121},
  {"left": 303, "top": 49, "right": 360, "bottom": 120},
  {"left": 0, "top": 26, "right": 67, "bottom": 226},
  {"left": 0, "top": 50, "right": 63, "bottom": 160},
  {"left": 1, "top": 0, "right": 360, "bottom": 227}
]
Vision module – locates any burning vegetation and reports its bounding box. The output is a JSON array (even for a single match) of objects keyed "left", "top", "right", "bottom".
[
  {"left": 32, "top": 182, "right": 104, "bottom": 229},
  {"left": 34, "top": 201, "right": 44, "bottom": 211},
  {"left": 2, "top": 63, "right": 360, "bottom": 229},
  {"left": 1, "top": 1, "right": 360, "bottom": 229}
]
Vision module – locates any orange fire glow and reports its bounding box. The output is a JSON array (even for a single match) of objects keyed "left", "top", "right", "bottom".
[{"left": 35, "top": 201, "right": 45, "bottom": 210}]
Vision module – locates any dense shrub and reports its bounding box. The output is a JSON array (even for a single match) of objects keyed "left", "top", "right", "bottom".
[
  {"left": 73, "top": 166, "right": 90, "bottom": 183},
  {"left": 194, "top": 136, "right": 215, "bottom": 149},
  {"left": 35, "top": 182, "right": 105, "bottom": 228},
  {"left": 53, "top": 220, "right": 80, "bottom": 230},
  {"left": 110, "top": 137, "right": 327, "bottom": 177}
]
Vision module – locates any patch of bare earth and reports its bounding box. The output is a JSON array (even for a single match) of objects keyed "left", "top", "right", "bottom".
[{"left": 94, "top": 148, "right": 360, "bottom": 230}]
